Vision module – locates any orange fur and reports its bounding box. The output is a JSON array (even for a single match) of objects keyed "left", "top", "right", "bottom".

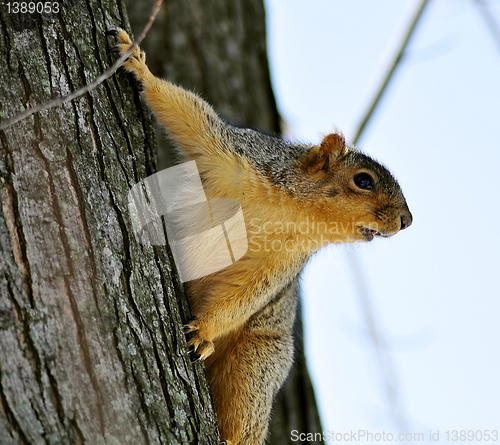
[{"left": 111, "top": 29, "right": 412, "bottom": 445}]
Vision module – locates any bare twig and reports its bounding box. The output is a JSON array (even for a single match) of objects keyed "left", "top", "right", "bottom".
[
  {"left": 474, "top": 0, "right": 500, "bottom": 55},
  {"left": 347, "top": 0, "right": 430, "bottom": 433},
  {"left": 347, "top": 254, "right": 409, "bottom": 431},
  {"left": 352, "top": 0, "right": 430, "bottom": 146},
  {"left": 0, "top": 0, "right": 163, "bottom": 131}
]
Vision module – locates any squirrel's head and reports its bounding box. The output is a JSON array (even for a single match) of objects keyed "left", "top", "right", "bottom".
[{"left": 298, "top": 132, "right": 412, "bottom": 243}]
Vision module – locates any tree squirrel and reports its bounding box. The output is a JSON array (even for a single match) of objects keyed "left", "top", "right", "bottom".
[{"left": 109, "top": 29, "right": 412, "bottom": 445}]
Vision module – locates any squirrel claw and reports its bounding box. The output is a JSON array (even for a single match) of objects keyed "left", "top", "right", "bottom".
[
  {"left": 108, "top": 46, "right": 122, "bottom": 55},
  {"left": 183, "top": 318, "right": 199, "bottom": 334},
  {"left": 105, "top": 29, "right": 120, "bottom": 37},
  {"left": 188, "top": 336, "right": 214, "bottom": 360},
  {"left": 183, "top": 323, "right": 198, "bottom": 334}
]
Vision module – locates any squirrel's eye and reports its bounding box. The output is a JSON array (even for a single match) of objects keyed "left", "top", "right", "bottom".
[{"left": 354, "top": 173, "right": 375, "bottom": 190}]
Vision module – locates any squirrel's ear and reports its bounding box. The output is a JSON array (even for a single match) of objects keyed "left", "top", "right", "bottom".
[{"left": 302, "top": 133, "right": 348, "bottom": 173}]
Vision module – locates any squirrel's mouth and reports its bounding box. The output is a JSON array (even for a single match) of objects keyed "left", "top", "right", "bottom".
[{"left": 358, "top": 226, "right": 387, "bottom": 241}]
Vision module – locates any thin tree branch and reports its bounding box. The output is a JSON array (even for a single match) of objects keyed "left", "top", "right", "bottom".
[
  {"left": 473, "top": 0, "right": 500, "bottom": 55},
  {"left": 0, "top": 0, "right": 163, "bottom": 131},
  {"left": 347, "top": 254, "right": 409, "bottom": 431},
  {"left": 347, "top": 0, "right": 430, "bottom": 432},
  {"left": 352, "top": 0, "right": 430, "bottom": 146}
]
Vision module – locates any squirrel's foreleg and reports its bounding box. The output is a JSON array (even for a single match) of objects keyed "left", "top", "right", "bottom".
[{"left": 112, "top": 29, "right": 229, "bottom": 164}]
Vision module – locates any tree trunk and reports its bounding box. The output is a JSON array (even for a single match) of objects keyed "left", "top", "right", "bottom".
[
  {"left": 0, "top": 2, "right": 218, "bottom": 444},
  {"left": 125, "top": 1, "right": 324, "bottom": 443}
]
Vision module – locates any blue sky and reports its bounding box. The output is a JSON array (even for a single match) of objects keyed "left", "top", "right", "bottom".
[{"left": 265, "top": 0, "right": 500, "bottom": 440}]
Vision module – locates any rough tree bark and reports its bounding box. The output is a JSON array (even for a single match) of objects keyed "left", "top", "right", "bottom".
[
  {"left": 124, "top": 1, "right": 324, "bottom": 443},
  {"left": 0, "top": 1, "right": 218, "bottom": 444}
]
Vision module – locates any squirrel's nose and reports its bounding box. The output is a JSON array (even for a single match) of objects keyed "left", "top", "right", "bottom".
[{"left": 400, "top": 210, "right": 413, "bottom": 231}]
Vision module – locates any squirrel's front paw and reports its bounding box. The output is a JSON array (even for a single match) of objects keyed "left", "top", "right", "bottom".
[
  {"left": 106, "top": 28, "right": 147, "bottom": 85},
  {"left": 184, "top": 319, "right": 215, "bottom": 361}
]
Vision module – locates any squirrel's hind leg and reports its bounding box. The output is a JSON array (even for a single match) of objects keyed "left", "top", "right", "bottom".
[{"left": 205, "top": 278, "right": 299, "bottom": 445}]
